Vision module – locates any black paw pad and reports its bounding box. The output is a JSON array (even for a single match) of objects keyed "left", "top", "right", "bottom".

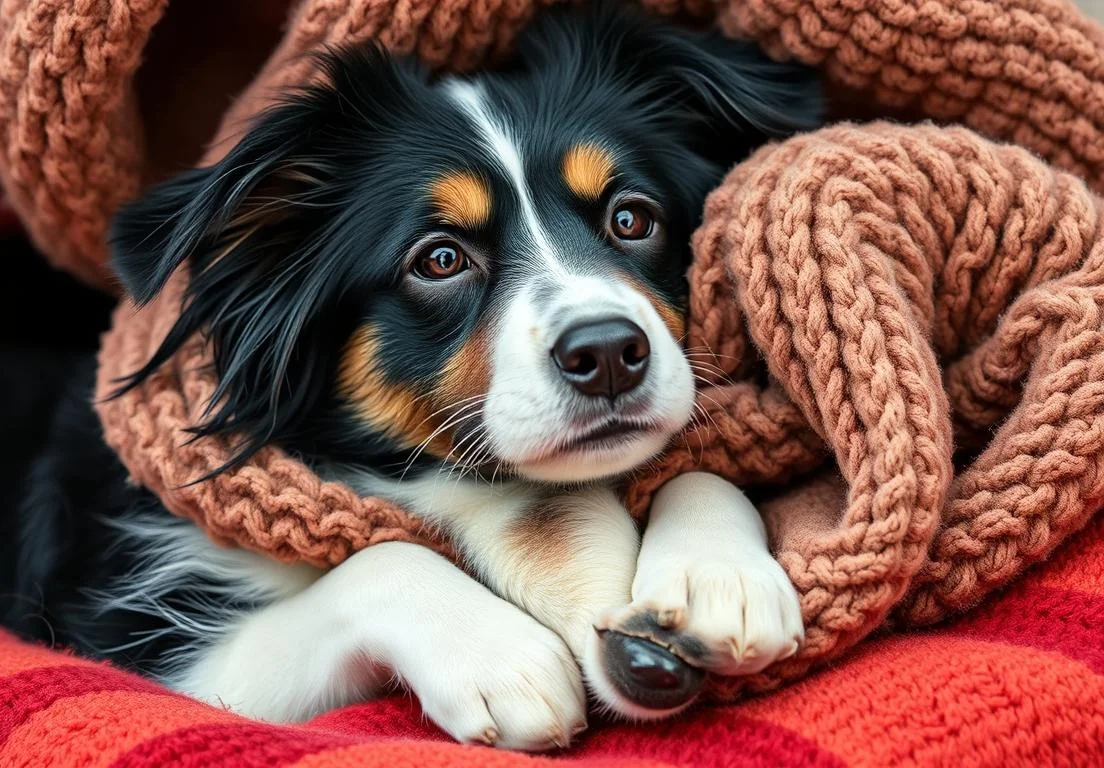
[{"left": 599, "top": 630, "right": 705, "bottom": 711}]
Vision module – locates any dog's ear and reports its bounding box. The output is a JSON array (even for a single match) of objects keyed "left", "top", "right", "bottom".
[
  {"left": 519, "top": 2, "right": 824, "bottom": 156},
  {"left": 111, "top": 44, "right": 418, "bottom": 304},
  {"left": 109, "top": 132, "right": 324, "bottom": 306},
  {"left": 108, "top": 45, "right": 427, "bottom": 470}
]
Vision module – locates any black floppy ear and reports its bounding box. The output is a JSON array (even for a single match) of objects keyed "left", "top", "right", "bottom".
[
  {"left": 110, "top": 95, "right": 329, "bottom": 305},
  {"left": 106, "top": 45, "right": 428, "bottom": 471},
  {"left": 109, "top": 43, "right": 422, "bottom": 305},
  {"left": 639, "top": 26, "right": 825, "bottom": 143},
  {"left": 519, "top": 2, "right": 824, "bottom": 154}
]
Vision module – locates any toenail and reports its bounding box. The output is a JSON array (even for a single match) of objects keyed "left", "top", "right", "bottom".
[
  {"left": 656, "top": 609, "right": 682, "bottom": 628},
  {"left": 479, "top": 727, "right": 499, "bottom": 746}
]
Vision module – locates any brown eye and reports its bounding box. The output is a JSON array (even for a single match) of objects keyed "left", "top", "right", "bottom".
[
  {"left": 415, "top": 243, "right": 468, "bottom": 280},
  {"left": 610, "top": 204, "right": 654, "bottom": 240}
]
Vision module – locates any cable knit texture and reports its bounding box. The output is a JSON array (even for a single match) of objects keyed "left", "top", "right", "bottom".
[
  {"left": 3, "top": 0, "right": 1104, "bottom": 701},
  {"left": 3, "top": 0, "right": 1104, "bottom": 288},
  {"left": 0, "top": 0, "right": 168, "bottom": 288}
]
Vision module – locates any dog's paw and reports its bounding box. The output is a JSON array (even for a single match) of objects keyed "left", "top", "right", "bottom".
[
  {"left": 408, "top": 612, "right": 587, "bottom": 751},
  {"left": 585, "top": 550, "right": 803, "bottom": 718},
  {"left": 616, "top": 550, "right": 804, "bottom": 675}
]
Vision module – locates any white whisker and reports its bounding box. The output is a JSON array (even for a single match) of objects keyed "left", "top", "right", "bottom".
[{"left": 400, "top": 398, "right": 487, "bottom": 481}]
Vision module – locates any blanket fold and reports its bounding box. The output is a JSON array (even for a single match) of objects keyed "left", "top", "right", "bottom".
[
  {"left": 661, "top": 122, "right": 1104, "bottom": 698},
  {"left": 3, "top": 0, "right": 1104, "bottom": 701}
]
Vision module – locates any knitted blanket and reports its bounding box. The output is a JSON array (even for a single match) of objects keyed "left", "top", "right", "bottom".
[
  {"left": 3, "top": 0, "right": 1104, "bottom": 288},
  {"left": 4, "top": 0, "right": 1104, "bottom": 704},
  {"left": 3, "top": 512, "right": 1103, "bottom": 767}
]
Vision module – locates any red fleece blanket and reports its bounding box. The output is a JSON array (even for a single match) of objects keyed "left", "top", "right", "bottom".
[{"left": 4, "top": 514, "right": 1103, "bottom": 767}]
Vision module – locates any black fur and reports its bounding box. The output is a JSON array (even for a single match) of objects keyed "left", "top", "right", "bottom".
[{"left": 1, "top": 2, "right": 822, "bottom": 680}]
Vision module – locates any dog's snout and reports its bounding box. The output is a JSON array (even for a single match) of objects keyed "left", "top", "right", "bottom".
[{"left": 551, "top": 318, "right": 650, "bottom": 399}]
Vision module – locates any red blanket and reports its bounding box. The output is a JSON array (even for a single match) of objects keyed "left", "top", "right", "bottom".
[{"left": 4, "top": 514, "right": 1103, "bottom": 767}]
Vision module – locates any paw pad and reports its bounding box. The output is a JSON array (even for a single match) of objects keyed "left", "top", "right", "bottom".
[{"left": 598, "top": 629, "right": 705, "bottom": 712}]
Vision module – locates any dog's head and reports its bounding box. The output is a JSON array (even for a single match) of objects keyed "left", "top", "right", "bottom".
[{"left": 111, "top": 2, "right": 822, "bottom": 484}]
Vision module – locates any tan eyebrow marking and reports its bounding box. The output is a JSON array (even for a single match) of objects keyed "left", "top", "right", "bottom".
[
  {"left": 429, "top": 171, "right": 492, "bottom": 229},
  {"left": 562, "top": 143, "right": 616, "bottom": 201}
]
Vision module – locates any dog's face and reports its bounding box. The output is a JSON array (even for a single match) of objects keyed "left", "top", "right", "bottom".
[
  {"left": 111, "top": 4, "right": 821, "bottom": 484},
  {"left": 335, "top": 72, "right": 700, "bottom": 483}
]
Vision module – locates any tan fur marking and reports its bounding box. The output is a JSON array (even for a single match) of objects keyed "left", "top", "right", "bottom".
[
  {"left": 617, "top": 271, "right": 687, "bottom": 341},
  {"left": 339, "top": 325, "right": 496, "bottom": 460},
  {"left": 502, "top": 491, "right": 635, "bottom": 621},
  {"left": 505, "top": 498, "right": 582, "bottom": 577},
  {"left": 435, "top": 327, "right": 492, "bottom": 405},
  {"left": 562, "top": 144, "right": 615, "bottom": 201},
  {"left": 429, "top": 172, "right": 492, "bottom": 229},
  {"left": 338, "top": 326, "right": 448, "bottom": 455}
]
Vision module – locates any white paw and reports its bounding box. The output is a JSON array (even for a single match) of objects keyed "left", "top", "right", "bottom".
[
  {"left": 612, "top": 548, "right": 804, "bottom": 676},
  {"left": 404, "top": 609, "right": 587, "bottom": 751},
  {"left": 581, "top": 548, "right": 803, "bottom": 721}
]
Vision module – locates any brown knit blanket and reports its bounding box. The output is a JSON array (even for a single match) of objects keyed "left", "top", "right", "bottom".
[{"left": 4, "top": 0, "right": 1104, "bottom": 700}]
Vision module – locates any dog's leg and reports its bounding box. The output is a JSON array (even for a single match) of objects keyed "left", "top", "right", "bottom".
[
  {"left": 586, "top": 472, "right": 804, "bottom": 718},
  {"left": 344, "top": 472, "right": 784, "bottom": 720},
  {"left": 173, "top": 541, "right": 585, "bottom": 750},
  {"left": 356, "top": 474, "right": 644, "bottom": 713},
  {"left": 460, "top": 486, "right": 642, "bottom": 665},
  {"left": 424, "top": 484, "right": 657, "bottom": 715}
]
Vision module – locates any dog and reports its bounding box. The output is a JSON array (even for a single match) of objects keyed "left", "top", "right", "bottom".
[{"left": 0, "top": 2, "right": 823, "bottom": 751}]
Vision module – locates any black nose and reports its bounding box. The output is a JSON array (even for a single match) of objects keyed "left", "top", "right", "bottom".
[{"left": 551, "top": 319, "right": 650, "bottom": 399}]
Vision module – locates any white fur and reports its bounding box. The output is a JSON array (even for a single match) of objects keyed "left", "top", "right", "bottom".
[
  {"left": 339, "top": 472, "right": 639, "bottom": 681},
  {"left": 173, "top": 540, "right": 585, "bottom": 750},
  {"left": 86, "top": 515, "right": 321, "bottom": 678}
]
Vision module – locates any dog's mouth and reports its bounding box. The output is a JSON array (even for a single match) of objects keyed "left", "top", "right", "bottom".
[
  {"left": 510, "top": 415, "right": 671, "bottom": 483},
  {"left": 559, "top": 418, "right": 653, "bottom": 453}
]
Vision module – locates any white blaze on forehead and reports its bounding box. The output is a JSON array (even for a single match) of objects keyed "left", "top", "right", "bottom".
[{"left": 444, "top": 79, "right": 568, "bottom": 278}]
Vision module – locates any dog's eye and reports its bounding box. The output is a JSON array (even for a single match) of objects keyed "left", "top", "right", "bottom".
[
  {"left": 415, "top": 243, "right": 469, "bottom": 280},
  {"left": 609, "top": 204, "right": 654, "bottom": 241}
]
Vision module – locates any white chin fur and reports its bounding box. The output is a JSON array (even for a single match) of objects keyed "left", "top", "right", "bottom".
[{"left": 514, "top": 430, "right": 672, "bottom": 483}]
